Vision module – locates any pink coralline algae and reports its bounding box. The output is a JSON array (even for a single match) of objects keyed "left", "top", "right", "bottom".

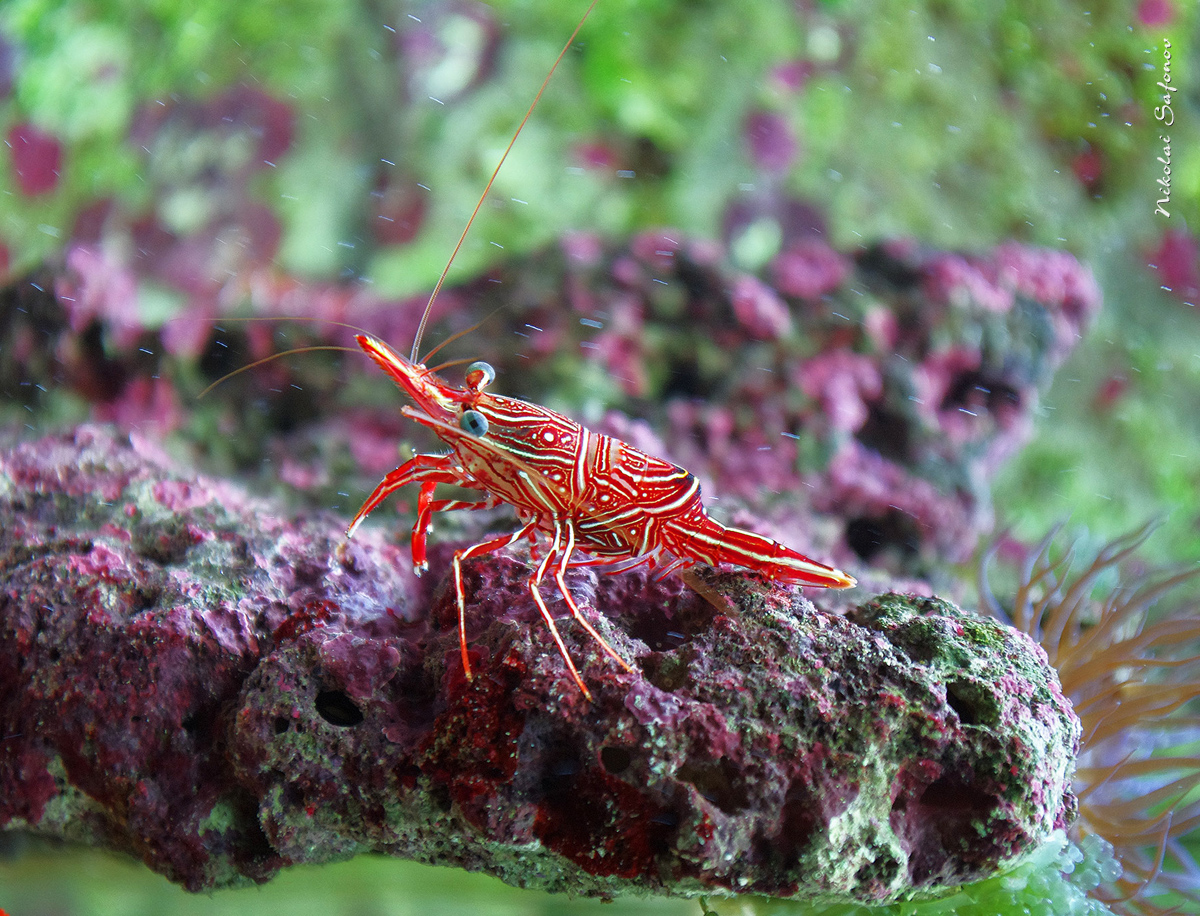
[
  {"left": 772, "top": 237, "right": 851, "bottom": 301},
  {"left": 57, "top": 244, "right": 143, "bottom": 350},
  {"left": 920, "top": 243, "right": 1101, "bottom": 359},
  {"left": 1136, "top": 0, "right": 1175, "bottom": 27},
  {"left": 7, "top": 122, "right": 63, "bottom": 196},
  {"left": 793, "top": 349, "right": 883, "bottom": 435},
  {"left": 1146, "top": 228, "right": 1200, "bottom": 307},
  {"left": 730, "top": 273, "right": 793, "bottom": 341},
  {"left": 2, "top": 426, "right": 1080, "bottom": 899},
  {"left": 743, "top": 109, "right": 800, "bottom": 175}
]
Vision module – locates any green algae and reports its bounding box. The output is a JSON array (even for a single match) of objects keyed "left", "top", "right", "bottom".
[{"left": 2, "top": 0, "right": 1193, "bottom": 270}]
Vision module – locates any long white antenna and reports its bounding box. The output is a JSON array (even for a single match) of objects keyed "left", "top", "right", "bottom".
[{"left": 409, "top": 0, "right": 600, "bottom": 364}]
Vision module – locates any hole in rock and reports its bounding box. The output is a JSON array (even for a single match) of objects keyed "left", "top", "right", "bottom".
[
  {"left": 541, "top": 756, "right": 582, "bottom": 797},
  {"left": 945, "top": 678, "right": 999, "bottom": 727},
  {"left": 676, "top": 757, "right": 749, "bottom": 815},
  {"left": 897, "top": 775, "right": 1002, "bottom": 884},
  {"left": 315, "top": 689, "right": 364, "bottom": 727},
  {"left": 600, "top": 746, "right": 632, "bottom": 774}
]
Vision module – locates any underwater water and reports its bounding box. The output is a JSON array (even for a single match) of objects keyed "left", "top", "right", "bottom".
[{"left": 1, "top": 0, "right": 1198, "bottom": 914}]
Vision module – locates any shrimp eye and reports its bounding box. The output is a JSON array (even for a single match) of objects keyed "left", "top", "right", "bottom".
[
  {"left": 459, "top": 409, "right": 488, "bottom": 437},
  {"left": 465, "top": 361, "right": 495, "bottom": 391}
]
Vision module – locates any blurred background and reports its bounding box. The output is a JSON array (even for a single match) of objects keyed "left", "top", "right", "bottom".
[{"left": 1, "top": 0, "right": 1197, "bottom": 912}]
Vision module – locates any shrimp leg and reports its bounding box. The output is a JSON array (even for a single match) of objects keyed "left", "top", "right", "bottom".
[
  {"left": 524, "top": 524, "right": 593, "bottom": 699},
  {"left": 452, "top": 521, "right": 539, "bottom": 682},
  {"left": 412, "top": 482, "right": 501, "bottom": 573},
  {"left": 550, "top": 520, "right": 633, "bottom": 672},
  {"left": 347, "top": 454, "right": 462, "bottom": 540}
]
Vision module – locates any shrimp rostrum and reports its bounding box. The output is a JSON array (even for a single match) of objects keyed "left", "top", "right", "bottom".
[{"left": 346, "top": 335, "right": 856, "bottom": 699}]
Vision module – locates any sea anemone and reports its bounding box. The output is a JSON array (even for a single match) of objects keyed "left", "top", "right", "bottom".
[{"left": 980, "top": 521, "right": 1200, "bottom": 916}]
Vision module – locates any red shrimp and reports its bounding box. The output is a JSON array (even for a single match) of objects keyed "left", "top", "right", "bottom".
[
  {"left": 345, "top": 338, "right": 855, "bottom": 699},
  {"left": 344, "top": 1, "right": 855, "bottom": 699}
]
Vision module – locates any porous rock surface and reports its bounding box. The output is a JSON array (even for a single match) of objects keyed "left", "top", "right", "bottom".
[{"left": 1, "top": 426, "right": 1080, "bottom": 899}]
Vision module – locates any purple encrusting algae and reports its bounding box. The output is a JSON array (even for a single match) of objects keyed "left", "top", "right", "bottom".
[{"left": 2, "top": 426, "right": 1079, "bottom": 900}]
